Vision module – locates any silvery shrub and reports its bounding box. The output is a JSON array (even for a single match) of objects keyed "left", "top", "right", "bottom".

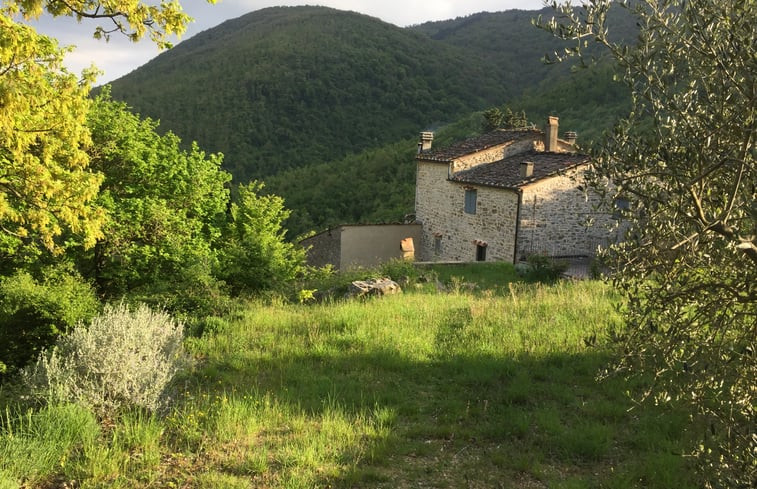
[{"left": 23, "top": 303, "right": 188, "bottom": 414}]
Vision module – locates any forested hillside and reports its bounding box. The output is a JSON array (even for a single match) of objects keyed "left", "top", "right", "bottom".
[
  {"left": 107, "top": 6, "right": 518, "bottom": 181},
  {"left": 107, "top": 5, "right": 635, "bottom": 236},
  {"left": 107, "top": 6, "right": 634, "bottom": 180},
  {"left": 266, "top": 64, "right": 630, "bottom": 238}
]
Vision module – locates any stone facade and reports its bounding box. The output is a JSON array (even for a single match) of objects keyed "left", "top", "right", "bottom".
[
  {"left": 414, "top": 118, "right": 613, "bottom": 263},
  {"left": 517, "top": 167, "right": 611, "bottom": 259},
  {"left": 415, "top": 160, "right": 518, "bottom": 262}
]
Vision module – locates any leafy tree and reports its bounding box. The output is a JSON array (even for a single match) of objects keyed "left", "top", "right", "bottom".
[
  {"left": 0, "top": 0, "right": 214, "bottom": 255},
  {"left": 220, "top": 182, "right": 306, "bottom": 294},
  {"left": 0, "top": 16, "right": 103, "bottom": 256},
  {"left": 0, "top": 263, "right": 100, "bottom": 376},
  {"left": 0, "top": 0, "right": 222, "bottom": 373},
  {"left": 481, "top": 107, "right": 505, "bottom": 132},
  {"left": 82, "top": 90, "right": 231, "bottom": 301},
  {"left": 482, "top": 105, "right": 530, "bottom": 132},
  {"left": 541, "top": 1, "right": 755, "bottom": 486},
  {"left": 2, "top": 0, "right": 212, "bottom": 48}
]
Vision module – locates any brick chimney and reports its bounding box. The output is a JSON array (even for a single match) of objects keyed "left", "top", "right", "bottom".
[
  {"left": 520, "top": 161, "right": 534, "bottom": 179},
  {"left": 545, "top": 116, "right": 559, "bottom": 152},
  {"left": 564, "top": 131, "right": 577, "bottom": 145},
  {"left": 418, "top": 132, "right": 434, "bottom": 153}
]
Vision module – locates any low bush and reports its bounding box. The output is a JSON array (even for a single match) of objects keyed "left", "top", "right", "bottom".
[
  {"left": 23, "top": 303, "right": 188, "bottom": 415},
  {"left": 520, "top": 254, "right": 569, "bottom": 282},
  {"left": 379, "top": 258, "right": 420, "bottom": 283}
]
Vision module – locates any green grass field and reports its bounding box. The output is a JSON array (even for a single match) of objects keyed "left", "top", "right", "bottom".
[{"left": 0, "top": 268, "right": 697, "bottom": 488}]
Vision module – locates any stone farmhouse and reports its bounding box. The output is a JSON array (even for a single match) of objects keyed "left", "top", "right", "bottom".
[{"left": 414, "top": 116, "right": 614, "bottom": 263}]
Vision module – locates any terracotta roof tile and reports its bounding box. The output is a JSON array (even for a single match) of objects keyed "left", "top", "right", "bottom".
[
  {"left": 449, "top": 150, "right": 589, "bottom": 188},
  {"left": 417, "top": 128, "right": 542, "bottom": 162}
]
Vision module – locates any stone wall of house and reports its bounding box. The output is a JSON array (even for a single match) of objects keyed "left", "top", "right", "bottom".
[
  {"left": 451, "top": 144, "right": 507, "bottom": 173},
  {"left": 516, "top": 167, "right": 613, "bottom": 259},
  {"left": 415, "top": 161, "right": 519, "bottom": 262},
  {"left": 450, "top": 137, "right": 540, "bottom": 174}
]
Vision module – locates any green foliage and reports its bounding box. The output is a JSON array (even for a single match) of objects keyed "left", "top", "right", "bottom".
[
  {"left": 81, "top": 90, "right": 231, "bottom": 304},
  {"left": 107, "top": 6, "right": 513, "bottom": 182},
  {"left": 3, "top": 0, "right": 209, "bottom": 49},
  {"left": 378, "top": 258, "right": 419, "bottom": 282},
  {"left": 542, "top": 1, "right": 756, "bottom": 486},
  {"left": 482, "top": 105, "right": 530, "bottom": 132},
  {"left": 220, "top": 182, "right": 306, "bottom": 294},
  {"left": 267, "top": 138, "right": 419, "bottom": 237},
  {"left": 481, "top": 107, "right": 505, "bottom": 132},
  {"left": 513, "top": 62, "right": 631, "bottom": 147},
  {"left": 520, "top": 254, "right": 569, "bottom": 282},
  {"left": 0, "top": 14, "right": 103, "bottom": 255},
  {"left": 23, "top": 303, "right": 187, "bottom": 415},
  {"left": 267, "top": 112, "right": 486, "bottom": 238},
  {"left": 0, "top": 265, "right": 100, "bottom": 376},
  {"left": 0, "top": 0, "right": 215, "bottom": 256}
]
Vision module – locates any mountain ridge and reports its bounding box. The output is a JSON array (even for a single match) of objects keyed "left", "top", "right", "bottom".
[{"left": 106, "top": 6, "right": 578, "bottom": 181}]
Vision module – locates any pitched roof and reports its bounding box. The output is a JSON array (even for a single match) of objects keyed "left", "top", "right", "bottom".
[
  {"left": 417, "top": 128, "right": 542, "bottom": 162},
  {"left": 449, "top": 150, "right": 589, "bottom": 189}
]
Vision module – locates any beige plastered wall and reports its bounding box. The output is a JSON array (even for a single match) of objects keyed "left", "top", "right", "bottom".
[{"left": 340, "top": 224, "right": 423, "bottom": 269}]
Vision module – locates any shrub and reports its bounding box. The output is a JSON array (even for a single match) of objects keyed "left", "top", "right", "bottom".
[
  {"left": 128, "top": 265, "right": 234, "bottom": 318},
  {"left": 379, "top": 258, "right": 419, "bottom": 284},
  {"left": 0, "top": 265, "right": 100, "bottom": 377},
  {"left": 220, "top": 182, "right": 307, "bottom": 294},
  {"left": 22, "top": 303, "right": 188, "bottom": 415},
  {"left": 520, "top": 254, "right": 568, "bottom": 282}
]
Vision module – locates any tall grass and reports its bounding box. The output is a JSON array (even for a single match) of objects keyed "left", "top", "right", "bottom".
[{"left": 0, "top": 276, "right": 697, "bottom": 488}]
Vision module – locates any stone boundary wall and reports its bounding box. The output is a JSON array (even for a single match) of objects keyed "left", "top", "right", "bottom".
[{"left": 301, "top": 228, "right": 341, "bottom": 269}]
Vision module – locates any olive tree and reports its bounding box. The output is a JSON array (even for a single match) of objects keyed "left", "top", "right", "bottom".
[{"left": 540, "top": 1, "right": 755, "bottom": 486}]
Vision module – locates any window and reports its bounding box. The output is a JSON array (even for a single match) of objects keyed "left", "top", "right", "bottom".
[
  {"left": 476, "top": 244, "right": 487, "bottom": 261},
  {"left": 434, "top": 236, "right": 442, "bottom": 255},
  {"left": 464, "top": 188, "right": 477, "bottom": 214},
  {"left": 613, "top": 197, "right": 631, "bottom": 219}
]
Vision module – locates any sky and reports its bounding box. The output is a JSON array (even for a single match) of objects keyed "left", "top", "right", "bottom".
[{"left": 29, "top": 0, "right": 548, "bottom": 83}]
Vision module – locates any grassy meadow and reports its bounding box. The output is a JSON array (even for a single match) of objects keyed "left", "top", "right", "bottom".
[{"left": 0, "top": 265, "right": 697, "bottom": 488}]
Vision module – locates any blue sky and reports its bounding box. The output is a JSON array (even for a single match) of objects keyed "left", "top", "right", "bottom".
[{"left": 29, "top": 0, "right": 548, "bottom": 83}]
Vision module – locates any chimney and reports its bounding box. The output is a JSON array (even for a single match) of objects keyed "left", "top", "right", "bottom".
[
  {"left": 545, "top": 116, "right": 559, "bottom": 152},
  {"left": 418, "top": 131, "right": 434, "bottom": 153},
  {"left": 564, "top": 131, "right": 577, "bottom": 145},
  {"left": 520, "top": 161, "right": 534, "bottom": 179}
]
